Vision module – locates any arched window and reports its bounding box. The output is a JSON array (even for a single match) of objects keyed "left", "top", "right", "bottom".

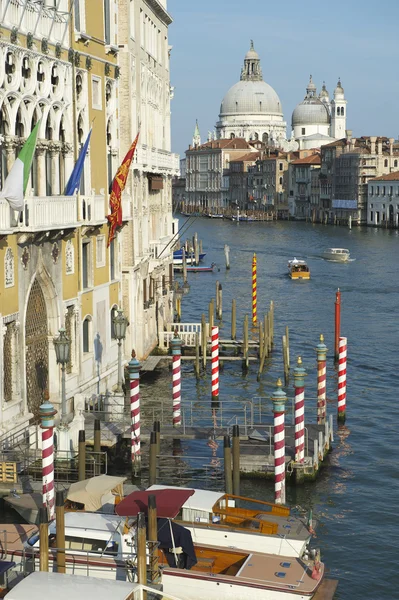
[
  {"left": 394, "top": 160, "right": 398, "bottom": 168},
  {"left": 341, "top": 107, "right": 344, "bottom": 116},
  {"left": 337, "top": 107, "right": 340, "bottom": 116},
  {"left": 279, "top": 177, "right": 283, "bottom": 185},
  {"left": 230, "top": 133, "right": 235, "bottom": 139},
  {"left": 83, "top": 317, "right": 92, "bottom": 353},
  {"left": 384, "top": 159, "right": 388, "bottom": 167}
]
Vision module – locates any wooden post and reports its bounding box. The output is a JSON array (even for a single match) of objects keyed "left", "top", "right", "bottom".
[
  {"left": 242, "top": 315, "right": 249, "bottom": 370},
  {"left": 148, "top": 494, "right": 159, "bottom": 584},
  {"left": 78, "top": 430, "right": 85, "bottom": 481},
  {"left": 149, "top": 431, "right": 157, "bottom": 486},
  {"left": 182, "top": 248, "right": 187, "bottom": 282},
  {"left": 264, "top": 313, "right": 269, "bottom": 357},
  {"left": 209, "top": 299, "right": 214, "bottom": 330},
  {"left": 285, "top": 325, "right": 290, "bottom": 371},
  {"left": 94, "top": 419, "right": 101, "bottom": 454},
  {"left": 223, "top": 435, "right": 233, "bottom": 495},
  {"left": 231, "top": 299, "right": 236, "bottom": 340},
  {"left": 154, "top": 421, "right": 161, "bottom": 456},
  {"left": 194, "top": 232, "right": 199, "bottom": 265},
  {"left": 282, "top": 335, "right": 289, "bottom": 386},
  {"left": 334, "top": 289, "right": 341, "bottom": 362},
  {"left": 55, "top": 490, "right": 66, "bottom": 574},
  {"left": 258, "top": 322, "right": 264, "bottom": 359},
  {"left": 257, "top": 324, "right": 265, "bottom": 382},
  {"left": 137, "top": 512, "right": 147, "bottom": 590},
  {"left": 232, "top": 425, "right": 240, "bottom": 496},
  {"left": 217, "top": 283, "right": 223, "bottom": 320},
  {"left": 39, "top": 507, "right": 49, "bottom": 572},
  {"left": 194, "top": 332, "right": 200, "bottom": 379},
  {"left": 215, "top": 281, "right": 220, "bottom": 317},
  {"left": 224, "top": 244, "right": 230, "bottom": 270},
  {"left": 270, "top": 300, "right": 274, "bottom": 346},
  {"left": 268, "top": 311, "right": 272, "bottom": 353},
  {"left": 201, "top": 313, "right": 207, "bottom": 369}
]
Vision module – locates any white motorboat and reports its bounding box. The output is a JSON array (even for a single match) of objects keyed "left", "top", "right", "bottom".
[
  {"left": 321, "top": 248, "right": 350, "bottom": 262},
  {"left": 146, "top": 485, "right": 314, "bottom": 558}
]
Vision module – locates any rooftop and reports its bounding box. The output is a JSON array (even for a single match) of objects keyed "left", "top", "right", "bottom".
[
  {"left": 371, "top": 171, "right": 399, "bottom": 181},
  {"left": 292, "top": 154, "right": 321, "bottom": 166},
  {"left": 188, "top": 138, "right": 253, "bottom": 152}
]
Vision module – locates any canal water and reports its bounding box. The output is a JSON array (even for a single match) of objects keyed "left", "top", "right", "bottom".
[{"left": 171, "top": 218, "right": 398, "bottom": 600}]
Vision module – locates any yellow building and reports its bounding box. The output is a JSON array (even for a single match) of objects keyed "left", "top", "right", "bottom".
[{"left": 0, "top": 0, "right": 127, "bottom": 436}]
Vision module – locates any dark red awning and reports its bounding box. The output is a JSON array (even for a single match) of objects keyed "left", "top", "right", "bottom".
[{"left": 115, "top": 488, "right": 195, "bottom": 518}]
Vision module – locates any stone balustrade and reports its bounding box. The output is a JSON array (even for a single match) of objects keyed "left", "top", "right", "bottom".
[{"left": 137, "top": 145, "right": 180, "bottom": 176}]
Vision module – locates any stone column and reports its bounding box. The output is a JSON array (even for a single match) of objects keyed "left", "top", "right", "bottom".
[
  {"left": 49, "top": 143, "right": 61, "bottom": 196},
  {"left": 36, "top": 144, "right": 47, "bottom": 197}
]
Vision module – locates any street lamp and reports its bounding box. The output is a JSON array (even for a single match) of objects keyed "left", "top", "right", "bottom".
[
  {"left": 112, "top": 308, "right": 129, "bottom": 392},
  {"left": 53, "top": 327, "right": 71, "bottom": 426}
]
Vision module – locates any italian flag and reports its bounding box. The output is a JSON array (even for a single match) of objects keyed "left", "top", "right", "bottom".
[{"left": 0, "top": 121, "right": 40, "bottom": 211}]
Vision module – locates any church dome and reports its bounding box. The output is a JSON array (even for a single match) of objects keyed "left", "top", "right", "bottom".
[
  {"left": 220, "top": 80, "right": 283, "bottom": 116},
  {"left": 292, "top": 99, "right": 330, "bottom": 127}
]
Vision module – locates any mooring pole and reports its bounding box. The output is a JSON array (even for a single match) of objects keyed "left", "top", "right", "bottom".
[
  {"left": 211, "top": 326, "right": 219, "bottom": 401},
  {"left": 252, "top": 253, "right": 257, "bottom": 325},
  {"left": 337, "top": 337, "right": 347, "bottom": 423},
  {"left": 170, "top": 331, "right": 182, "bottom": 427},
  {"left": 224, "top": 435, "right": 233, "bottom": 495},
  {"left": 149, "top": 431, "right": 157, "bottom": 486},
  {"left": 78, "top": 430, "right": 86, "bottom": 482},
  {"left": 39, "top": 507, "right": 49, "bottom": 572},
  {"left": 224, "top": 244, "right": 230, "bottom": 270},
  {"left": 39, "top": 396, "right": 57, "bottom": 521},
  {"left": 55, "top": 490, "right": 66, "bottom": 573},
  {"left": 293, "top": 357, "right": 307, "bottom": 465},
  {"left": 231, "top": 299, "right": 236, "bottom": 341},
  {"left": 148, "top": 494, "right": 159, "bottom": 583},
  {"left": 128, "top": 350, "right": 142, "bottom": 479},
  {"left": 316, "top": 335, "right": 328, "bottom": 425},
  {"left": 232, "top": 424, "right": 240, "bottom": 496},
  {"left": 334, "top": 289, "right": 341, "bottom": 362},
  {"left": 271, "top": 379, "right": 287, "bottom": 505}
]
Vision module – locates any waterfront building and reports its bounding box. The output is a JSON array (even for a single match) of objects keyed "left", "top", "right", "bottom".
[
  {"left": 367, "top": 172, "right": 399, "bottom": 227},
  {"left": 172, "top": 158, "right": 186, "bottom": 212},
  {"left": 229, "top": 151, "right": 261, "bottom": 208},
  {"left": 0, "top": 0, "right": 121, "bottom": 433},
  {"left": 185, "top": 138, "right": 258, "bottom": 210},
  {"left": 288, "top": 154, "right": 321, "bottom": 218},
  {"left": 215, "top": 42, "right": 287, "bottom": 146},
  {"left": 117, "top": 0, "right": 179, "bottom": 358},
  {"left": 320, "top": 136, "right": 399, "bottom": 224},
  {"left": 292, "top": 77, "right": 347, "bottom": 150},
  {"left": 248, "top": 150, "right": 294, "bottom": 217}
]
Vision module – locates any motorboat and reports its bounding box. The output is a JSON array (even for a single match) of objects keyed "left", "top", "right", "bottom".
[
  {"left": 4, "top": 474, "right": 126, "bottom": 525},
  {"left": 322, "top": 248, "right": 350, "bottom": 262},
  {"left": 207, "top": 213, "right": 224, "bottom": 218},
  {"left": 145, "top": 485, "right": 314, "bottom": 558},
  {"left": 173, "top": 250, "right": 206, "bottom": 261},
  {"left": 174, "top": 263, "right": 216, "bottom": 273},
  {"left": 288, "top": 258, "right": 310, "bottom": 280}
]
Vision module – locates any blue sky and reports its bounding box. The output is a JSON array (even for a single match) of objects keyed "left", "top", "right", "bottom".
[{"left": 168, "top": 0, "right": 399, "bottom": 156}]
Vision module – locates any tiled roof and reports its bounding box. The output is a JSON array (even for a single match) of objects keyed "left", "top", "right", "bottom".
[
  {"left": 371, "top": 171, "right": 399, "bottom": 182},
  {"left": 291, "top": 154, "right": 321, "bottom": 165},
  {"left": 189, "top": 138, "right": 252, "bottom": 151},
  {"left": 230, "top": 151, "right": 261, "bottom": 163},
  {"left": 322, "top": 139, "right": 347, "bottom": 148}
]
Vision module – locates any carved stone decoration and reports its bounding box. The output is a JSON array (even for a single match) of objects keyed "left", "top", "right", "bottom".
[
  {"left": 41, "top": 38, "right": 49, "bottom": 54},
  {"left": 27, "top": 32, "right": 34, "bottom": 49},
  {"left": 65, "top": 240, "right": 74, "bottom": 274},
  {"left": 115, "top": 66, "right": 120, "bottom": 79},
  {"left": 74, "top": 52, "right": 81, "bottom": 67},
  {"left": 85, "top": 56, "right": 92, "bottom": 71},
  {"left": 104, "top": 63, "right": 111, "bottom": 76},
  {"left": 68, "top": 48, "right": 74, "bottom": 63},
  {"left": 55, "top": 43, "right": 62, "bottom": 58},
  {"left": 5, "top": 248, "right": 14, "bottom": 288},
  {"left": 10, "top": 27, "right": 18, "bottom": 44},
  {"left": 21, "top": 247, "right": 30, "bottom": 270},
  {"left": 51, "top": 242, "right": 59, "bottom": 264}
]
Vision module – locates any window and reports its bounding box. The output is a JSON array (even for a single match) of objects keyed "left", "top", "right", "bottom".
[
  {"left": 341, "top": 107, "right": 344, "bottom": 116},
  {"left": 143, "top": 278, "right": 147, "bottom": 308},
  {"left": 390, "top": 186, "right": 393, "bottom": 196},
  {"left": 96, "top": 235, "right": 105, "bottom": 268},
  {"left": 395, "top": 160, "right": 398, "bottom": 168},
  {"left": 82, "top": 240, "right": 92, "bottom": 289},
  {"left": 279, "top": 163, "right": 283, "bottom": 171},
  {"left": 383, "top": 187, "right": 386, "bottom": 196},
  {"left": 337, "top": 107, "right": 340, "bottom": 116},
  {"left": 83, "top": 317, "right": 91, "bottom": 353},
  {"left": 279, "top": 177, "right": 283, "bottom": 185},
  {"left": 376, "top": 186, "right": 379, "bottom": 195},
  {"left": 370, "top": 211, "right": 373, "bottom": 222},
  {"left": 104, "top": 0, "right": 111, "bottom": 44},
  {"left": 91, "top": 76, "right": 102, "bottom": 110},
  {"left": 110, "top": 238, "right": 116, "bottom": 280},
  {"left": 384, "top": 159, "right": 388, "bottom": 168},
  {"left": 301, "top": 128, "right": 305, "bottom": 136},
  {"left": 370, "top": 186, "right": 373, "bottom": 196},
  {"left": 74, "top": 0, "right": 86, "bottom": 32}
]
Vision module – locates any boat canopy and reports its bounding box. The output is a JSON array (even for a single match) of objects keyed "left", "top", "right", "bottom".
[
  {"left": 116, "top": 488, "right": 194, "bottom": 518},
  {"left": 5, "top": 572, "right": 138, "bottom": 600},
  {"left": 147, "top": 484, "right": 224, "bottom": 513},
  {"left": 66, "top": 475, "right": 126, "bottom": 511}
]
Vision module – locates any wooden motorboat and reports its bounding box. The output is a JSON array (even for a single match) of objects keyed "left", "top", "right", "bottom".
[
  {"left": 4, "top": 474, "right": 126, "bottom": 525},
  {"left": 322, "top": 248, "right": 350, "bottom": 262},
  {"left": 288, "top": 258, "right": 310, "bottom": 280},
  {"left": 146, "top": 486, "right": 314, "bottom": 557}
]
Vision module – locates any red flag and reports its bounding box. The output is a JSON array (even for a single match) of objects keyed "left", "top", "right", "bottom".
[{"left": 107, "top": 131, "right": 140, "bottom": 246}]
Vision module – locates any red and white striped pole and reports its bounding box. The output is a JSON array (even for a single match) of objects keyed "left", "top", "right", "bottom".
[
  {"left": 128, "top": 350, "right": 141, "bottom": 477},
  {"left": 316, "top": 334, "right": 328, "bottom": 425},
  {"left": 271, "top": 379, "right": 287, "bottom": 504},
  {"left": 337, "top": 337, "right": 347, "bottom": 423},
  {"left": 170, "top": 332, "right": 183, "bottom": 426},
  {"left": 211, "top": 326, "right": 219, "bottom": 401},
  {"left": 252, "top": 253, "right": 257, "bottom": 325},
  {"left": 39, "top": 396, "right": 57, "bottom": 520},
  {"left": 293, "top": 357, "right": 307, "bottom": 463}
]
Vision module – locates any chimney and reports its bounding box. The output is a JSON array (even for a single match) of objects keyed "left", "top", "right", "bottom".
[
  {"left": 350, "top": 138, "right": 356, "bottom": 151},
  {"left": 389, "top": 137, "right": 394, "bottom": 156},
  {"left": 370, "top": 136, "right": 377, "bottom": 155},
  {"left": 377, "top": 138, "right": 383, "bottom": 155},
  {"left": 346, "top": 130, "right": 353, "bottom": 140}
]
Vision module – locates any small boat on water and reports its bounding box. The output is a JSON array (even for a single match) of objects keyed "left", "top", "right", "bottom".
[
  {"left": 322, "top": 248, "right": 350, "bottom": 262},
  {"left": 288, "top": 258, "right": 310, "bottom": 280},
  {"left": 207, "top": 213, "right": 224, "bottom": 218},
  {"left": 174, "top": 263, "right": 216, "bottom": 273},
  {"left": 173, "top": 250, "right": 206, "bottom": 261},
  {"left": 4, "top": 474, "right": 126, "bottom": 525},
  {"left": 146, "top": 485, "right": 315, "bottom": 557}
]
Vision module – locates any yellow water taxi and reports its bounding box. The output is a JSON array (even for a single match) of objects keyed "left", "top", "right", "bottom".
[{"left": 288, "top": 258, "right": 310, "bottom": 280}]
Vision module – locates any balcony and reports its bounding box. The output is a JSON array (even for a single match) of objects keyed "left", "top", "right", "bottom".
[
  {"left": 0, "top": 194, "right": 108, "bottom": 235},
  {"left": 5, "top": 0, "right": 68, "bottom": 45},
  {"left": 137, "top": 145, "right": 180, "bottom": 176}
]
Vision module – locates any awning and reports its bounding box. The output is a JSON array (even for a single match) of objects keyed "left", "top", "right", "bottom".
[
  {"left": 66, "top": 474, "right": 127, "bottom": 511},
  {"left": 116, "top": 488, "right": 194, "bottom": 518}
]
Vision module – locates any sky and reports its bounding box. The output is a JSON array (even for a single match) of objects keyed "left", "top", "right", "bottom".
[{"left": 167, "top": 0, "right": 399, "bottom": 156}]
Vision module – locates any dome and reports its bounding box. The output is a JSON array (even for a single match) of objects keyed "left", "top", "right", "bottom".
[
  {"left": 220, "top": 80, "right": 283, "bottom": 116},
  {"left": 292, "top": 98, "right": 330, "bottom": 127},
  {"left": 245, "top": 39, "right": 259, "bottom": 61},
  {"left": 334, "top": 79, "right": 344, "bottom": 99}
]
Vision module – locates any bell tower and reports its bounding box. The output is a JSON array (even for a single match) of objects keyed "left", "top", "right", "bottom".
[{"left": 331, "top": 79, "right": 347, "bottom": 139}]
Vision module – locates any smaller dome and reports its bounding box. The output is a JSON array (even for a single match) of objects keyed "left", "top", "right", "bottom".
[
  {"left": 245, "top": 40, "right": 259, "bottom": 60},
  {"left": 292, "top": 98, "right": 330, "bottom": 127},
  {"left": 306, "top": 75, "right": 316, "bottom": 94},
  {"left": 334, "top": 79, "right": 344, "bottom": 97},
  {"left": 319, "top": 82, "right": 329, "bottom": 99}
]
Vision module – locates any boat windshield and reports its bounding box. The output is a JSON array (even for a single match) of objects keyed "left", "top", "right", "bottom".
[{"left": 27, "top": 533, "right": 40, "bottom": 547}]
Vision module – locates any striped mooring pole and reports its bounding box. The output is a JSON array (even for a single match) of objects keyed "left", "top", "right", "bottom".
[
  {"left": 252, "top": 253, "right": 257, "bottom": 325},
  {"left": 271, "top": 379, "right": 287, "bottom": 504},
  {"left": 293, "top": 356, "right": 307, "bottom": 463},
  {"left": 128, "top": 350, "right": 141, "bottom": 477},
  {"left": 39, "top": 395, "right": 57, "bottom": 520},
  {"left": 334, "top": 289, "right": 341, "bottom": 362},
  {"left": 170, "top": 331, "right": 182, "bottom": 426},
  {"left": 211, "top": 325, "right": 219, "bottom": 401},
  {"left": 337, "top": 337, "right": 347, "bottom": 422},
  {"left": 316, "top": 334, "right": 328, "bottom": 425}
]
